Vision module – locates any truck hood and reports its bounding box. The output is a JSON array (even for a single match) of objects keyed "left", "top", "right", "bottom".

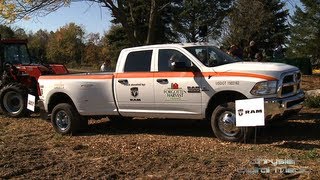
[{"left": 212, "top": 62, "right": 299, "bottom": 80}]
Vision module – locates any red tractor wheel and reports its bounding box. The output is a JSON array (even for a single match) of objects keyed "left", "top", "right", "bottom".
[{"left": 0, "top": 83, "right": 30, "bottom": 118}]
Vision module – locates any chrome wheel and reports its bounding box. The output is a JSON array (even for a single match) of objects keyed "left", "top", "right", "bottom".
[
  {"left": 55, "top": 110, "right": 71, "bottom": 132},
  {"left": 217, "top": 111, "right": 240, "bottom": 137}
]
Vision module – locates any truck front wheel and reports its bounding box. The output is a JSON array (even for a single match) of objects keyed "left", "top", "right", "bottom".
[
  {"left": 51, "top": 103, "right": 87, "bottom": 135},
  {"left": 211, "top": 102, "right": 252, "bottom": 142}
]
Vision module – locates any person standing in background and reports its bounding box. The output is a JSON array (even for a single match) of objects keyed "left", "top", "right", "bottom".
[
  {"left": 100, "top": 61, "right": 108, "bottom": 71},
  {"left": 273, "top": 43, "right": 284, "bottom": 59},
  {"left": 228, "top": 44, "right": 243, "bottom": 60},
  {"left": 244, "top": 40, "right": 259, "bottom": 61}
]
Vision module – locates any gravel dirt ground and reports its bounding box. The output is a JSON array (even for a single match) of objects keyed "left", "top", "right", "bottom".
[{"left": 0, "top": 75, "right": 319, "bottom": 179}]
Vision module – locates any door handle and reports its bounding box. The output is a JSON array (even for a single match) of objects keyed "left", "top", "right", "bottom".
[
  {"left": 157, "top": 79, "right": 168, "bottom": 84},
  {"left": 118, "top": 79, "right": 128, "bottom": 85}
]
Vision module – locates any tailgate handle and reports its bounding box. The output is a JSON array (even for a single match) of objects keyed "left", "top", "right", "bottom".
[
  {"left": 118, "top": 79, "right": 128, "bottom": 85},
  {"left": 157, "top": 79, "right": 168, "bottom": 84}
]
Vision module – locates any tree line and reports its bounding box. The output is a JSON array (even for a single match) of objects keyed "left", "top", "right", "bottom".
[{"left": 0, "top": 0, "right": 319, "bottom": 69}]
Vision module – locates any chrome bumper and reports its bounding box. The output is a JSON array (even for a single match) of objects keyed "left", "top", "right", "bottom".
[{"left": 264, "top": 91, "right": 305, "bottom": 120}]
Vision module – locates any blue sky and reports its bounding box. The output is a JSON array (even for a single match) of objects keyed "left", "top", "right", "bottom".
[
  {"left": 11, "top": 1, "right": 302, "bottom": 36},
  {"left": 12, "top": 2, "right": 112, "bottom": 35}
]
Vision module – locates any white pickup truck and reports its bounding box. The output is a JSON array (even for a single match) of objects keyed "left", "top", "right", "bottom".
[{"left": 38, "top": 43, "right": 304, "bottom": 142}]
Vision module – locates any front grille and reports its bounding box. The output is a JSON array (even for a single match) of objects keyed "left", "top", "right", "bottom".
[
  {"left": 278, "top": 71, "right": 302, "bottom": 98},
  {"left": 282, "top": 86, "right": 294, "bottom": 94}
]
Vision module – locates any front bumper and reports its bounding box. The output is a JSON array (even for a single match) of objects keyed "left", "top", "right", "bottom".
[{"left": 264, "top": 91, "right": 305, "bottom": 120}]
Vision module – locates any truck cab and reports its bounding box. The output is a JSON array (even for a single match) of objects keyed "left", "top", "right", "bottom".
[{"left": 113, "top": 44, "right": 303, "bottom": 121}]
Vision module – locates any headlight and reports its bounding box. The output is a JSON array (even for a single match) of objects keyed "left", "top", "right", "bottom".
[{"left": 251, "top": 81, "right": 277, "bottom": 95}]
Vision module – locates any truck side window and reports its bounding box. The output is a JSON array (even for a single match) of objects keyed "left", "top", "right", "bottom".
[
  {"left": 158, "top": 49, "right": 194, "bottom": 72},
  {"left": 124, "top": 50, "right": 152, "bottom": 72}
]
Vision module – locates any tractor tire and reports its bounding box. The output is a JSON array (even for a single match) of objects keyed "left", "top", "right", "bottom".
[
  {"left": 0, "top": 83, "right": 31, "bottom": 118},
  {"left": 211, "top": 102, "right": 253, "bottom": 142},
  {"left": 51, "top": 103, "right": 87, "bottom": 135}
]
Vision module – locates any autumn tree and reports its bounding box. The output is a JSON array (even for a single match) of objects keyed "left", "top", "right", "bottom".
[
  {"left": 1, "top": 0, "right": 237, "bottom": 45},
  {"left": 0, "top": 1, "right": 66, "bottom": 22},
  {"left": 83, "top": 33, "right": 102, "bottom": 67},
  {"left": 0, "top": 0, "right": 177, "bottom": 45},
  {"left": 46, "top": 23, "right": 85, "bottom": 65},
  {"left": 14, "top": 28, "right": 28, "bottom": 39},
  {"left": 101, "top": 24, "right": 130, "bottom": 69},
  {"left": 28, "top": 29, "right": 50, "bottom": 61}
]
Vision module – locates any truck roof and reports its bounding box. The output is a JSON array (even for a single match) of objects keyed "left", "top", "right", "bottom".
[{"left": 121, "top": 42, "right": 214, "bottom": 52}]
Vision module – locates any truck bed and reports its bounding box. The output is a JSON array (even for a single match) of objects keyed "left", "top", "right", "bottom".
[{"left": 39, "top": 72, "right": 118, "bottom": 116}]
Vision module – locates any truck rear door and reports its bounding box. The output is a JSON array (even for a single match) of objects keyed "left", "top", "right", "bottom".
[{"left": 114, "top": 49, "right": 155, "bottom": 117}]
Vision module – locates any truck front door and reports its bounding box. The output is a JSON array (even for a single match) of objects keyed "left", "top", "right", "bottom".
[{"left": 153, "top": 48, "right": 203, "bottom": 119}]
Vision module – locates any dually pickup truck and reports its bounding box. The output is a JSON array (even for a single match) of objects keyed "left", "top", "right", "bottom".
[{"left": 38, "top": 43, "right": 305, "bottom": 142}]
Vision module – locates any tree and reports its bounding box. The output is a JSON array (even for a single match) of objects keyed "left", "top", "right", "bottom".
[
  {"left": 173, "top": 0, "right": 233, "bottom": 42},
  {"left": 46, "top": 23, "right": 85, "bottom": 65},
  {"left": 0, "top": 25, "right": 15, "bottom": 38},
  {"left": 0, "top": 1, "right": 66, "bottom": 22},
  {"left": 224, "top": 0, "right": 289, "bottom": 56},
  {"left": 28, "top": 29, "right": 50, "bottom": 61},
  {"left": 288, "top": 0, "right": 320, "bottom": 63},
  {"left": 0, "top": 0, "right": 177, "bottom": 45},
  {"left": 108, "top": 0, "right": 179, "bottom": 45},
  {"left": 14, "top": 28, "right": 28, "bottom": 39},
  {"left": 83, "top": 33, "right": 101, "bottom": 66},
  {"left": 1, "top": 0, "right": 236, "bottom": 46},
  {"left": 101, "top": 24, "right": 130, "bottom": 69}
]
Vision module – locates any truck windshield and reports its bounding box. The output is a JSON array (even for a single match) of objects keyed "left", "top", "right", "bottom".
[
  {"left": 184, "top": 46, "right": 240, "bottom": 67},
  {"left": 4, "top": 44, "right": 31, "bottom": 64}
]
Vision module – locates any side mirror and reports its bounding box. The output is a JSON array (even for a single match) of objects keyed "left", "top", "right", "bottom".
[
  {"left": 171, "top": 61, "right": 187, "bottom": 71},
  {"left": 174, "top": 61, "right": 186, "bottom": 69},
  {"left": 170, "top": 61, "right": 199, "bottom": 72}
]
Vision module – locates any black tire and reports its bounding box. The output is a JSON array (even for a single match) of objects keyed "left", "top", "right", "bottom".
[
  {"left": 0, "top": 83, "right": 31, "bottom": 118},
  {"left": 211, "top": 102, "right": 253, "bottom": 142},
  {"left": 51, "top": 103, "right": 87, "bottom": 135}
]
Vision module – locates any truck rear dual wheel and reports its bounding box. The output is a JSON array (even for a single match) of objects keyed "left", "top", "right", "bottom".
[
  {"left": 0, "top": 83, "right": 31, "bottom": 118},
  {"left": 51, "top": 103, "right": 88, "bottom": 135},
  {"left": 211, "top": 102, "right": 253, "bottom": 142}
]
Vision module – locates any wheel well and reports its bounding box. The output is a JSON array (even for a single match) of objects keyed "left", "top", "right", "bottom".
[
  {"left": 48, "top": 93, "right": 76, "bottom": 114},
  {"left": 205, "top": 91, "right": 247, "bottom": 120}
]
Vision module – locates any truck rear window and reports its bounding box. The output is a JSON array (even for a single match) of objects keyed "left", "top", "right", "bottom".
[{"left": 124, "top": 50, "right": 152, "bottom": 72}]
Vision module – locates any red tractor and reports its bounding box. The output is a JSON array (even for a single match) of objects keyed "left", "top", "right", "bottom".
[{"left": 0, "top": 37, "right": 68, "bottom": 117}]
